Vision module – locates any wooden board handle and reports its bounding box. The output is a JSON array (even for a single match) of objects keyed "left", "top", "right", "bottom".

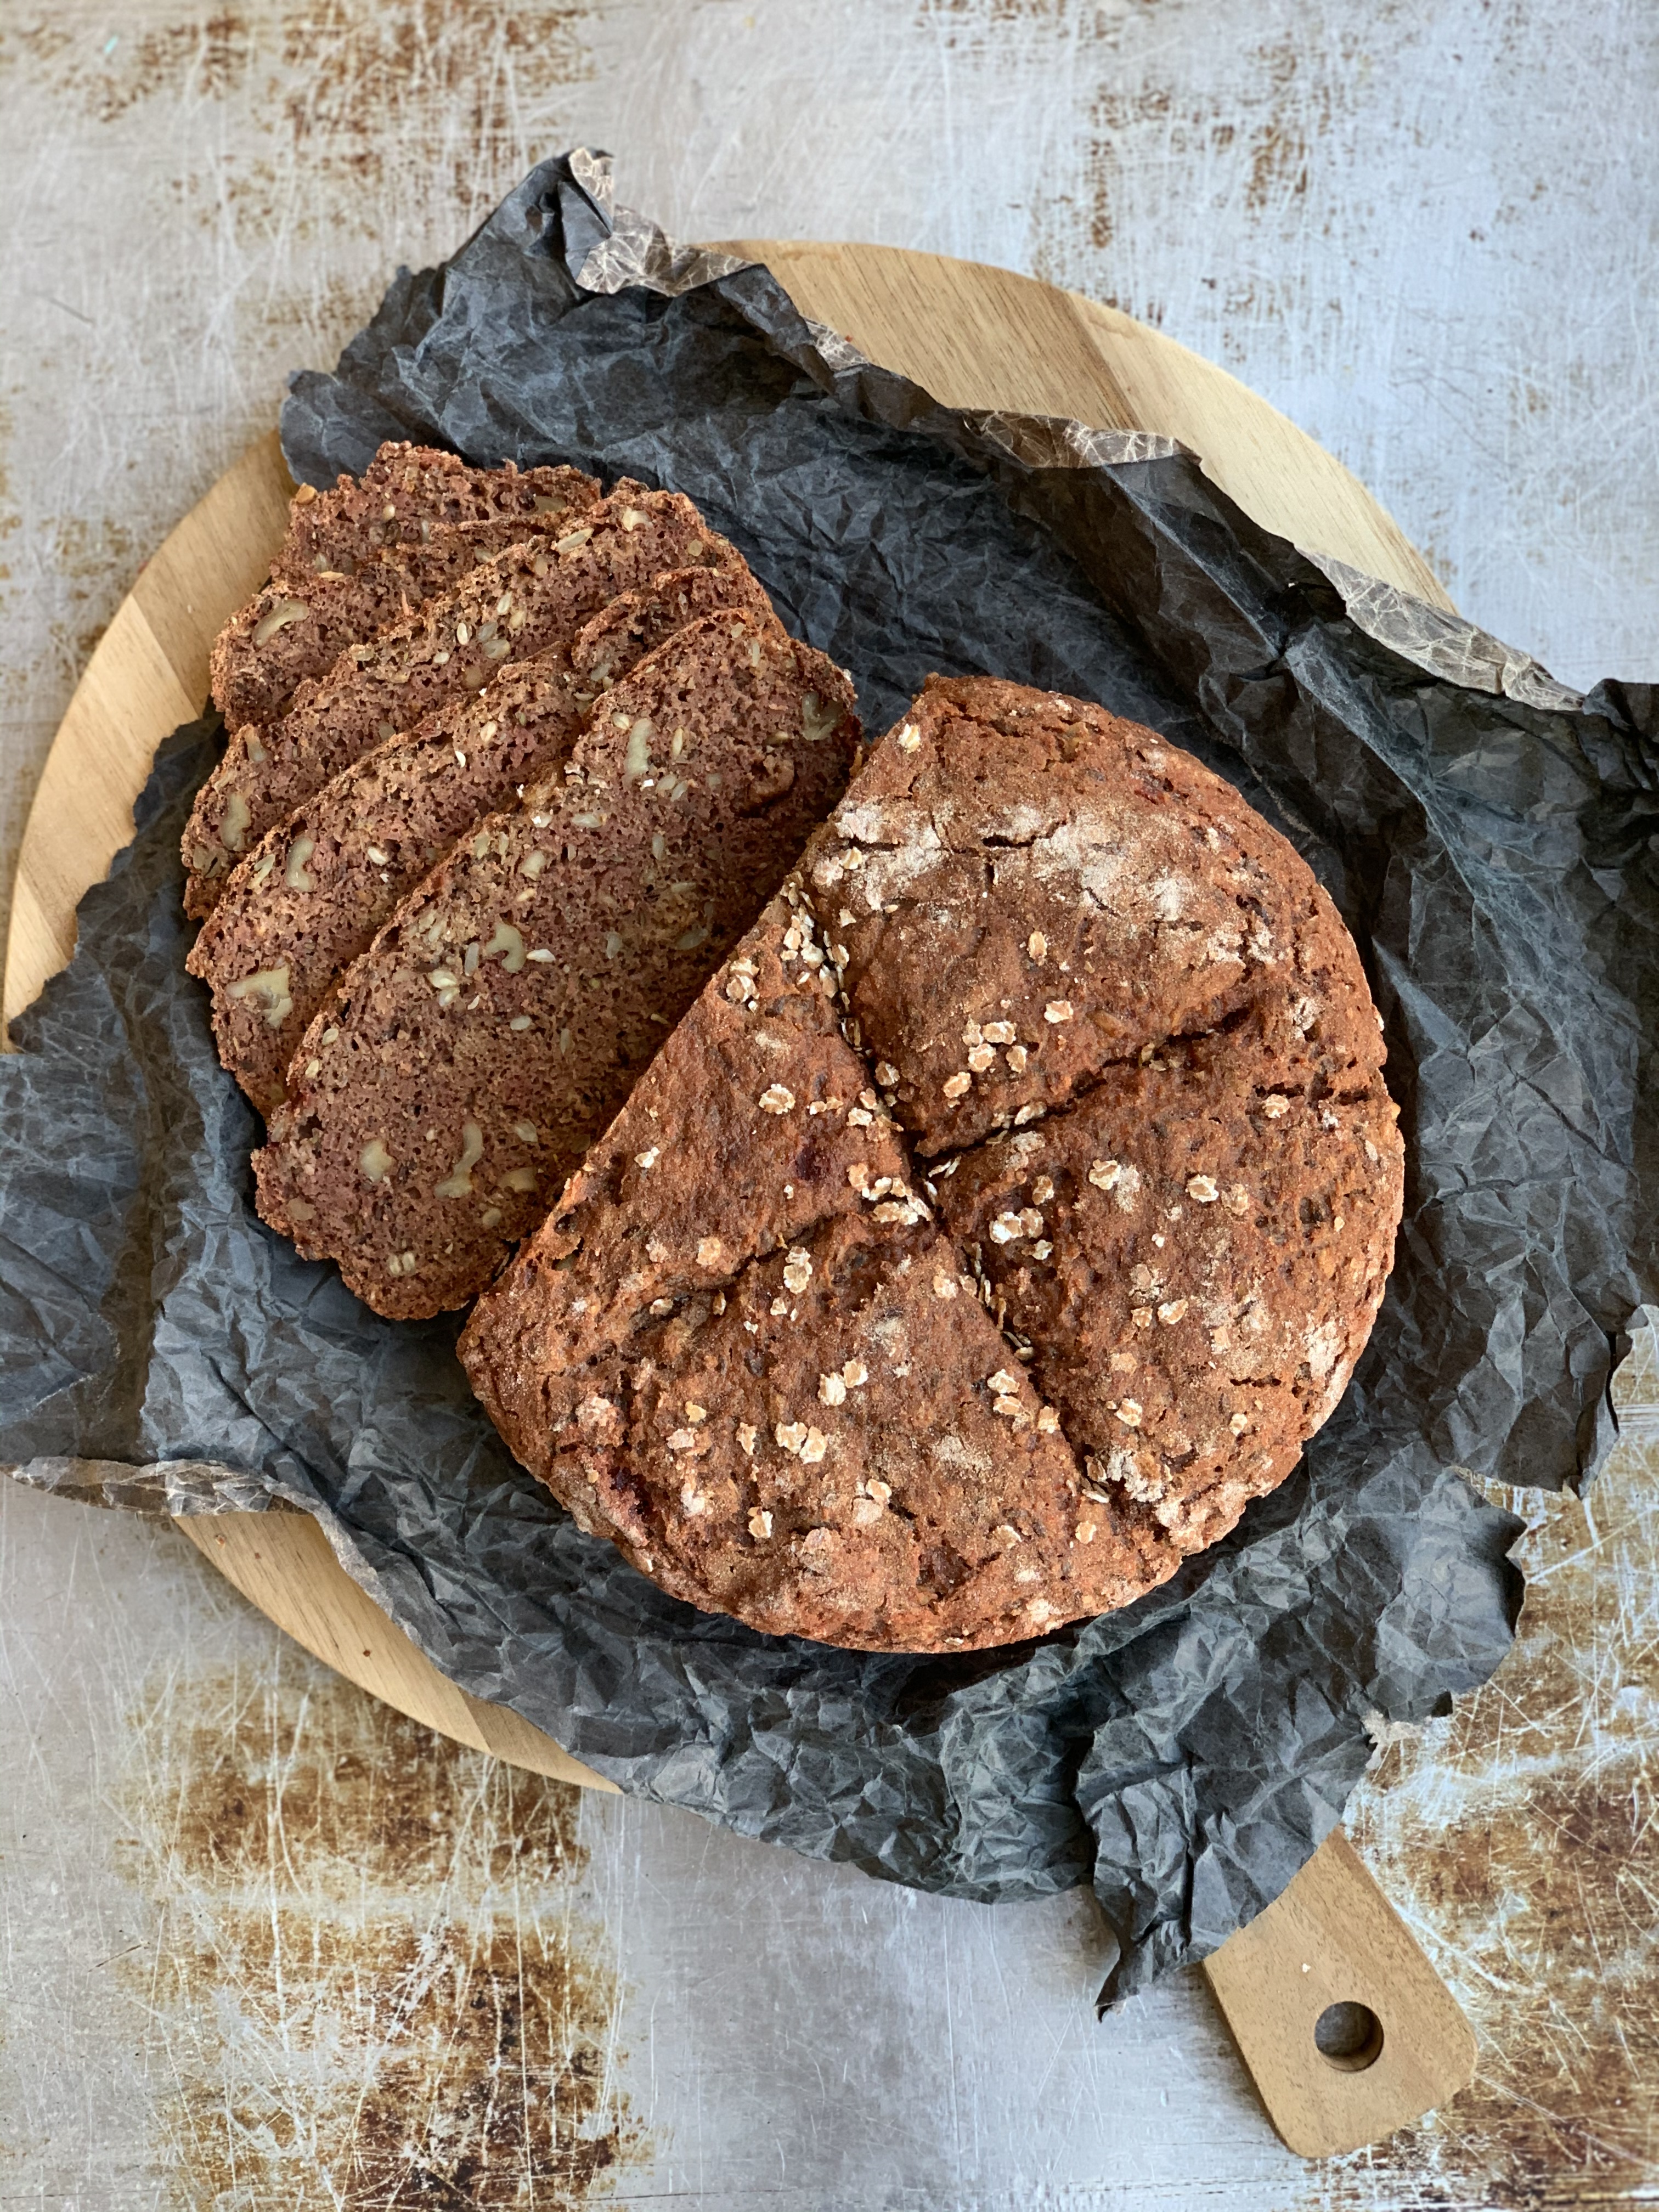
[{"left": 1201, "top": 1829, "right": 1476, "bottom": 2158}]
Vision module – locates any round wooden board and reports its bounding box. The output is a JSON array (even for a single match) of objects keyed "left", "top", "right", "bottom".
[{"left": 4, "top": 240, "right": 1452, "bottom": 1789}]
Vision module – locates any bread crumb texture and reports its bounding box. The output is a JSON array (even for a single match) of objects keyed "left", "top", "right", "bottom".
[{"left": 460, "top": 675, "right": 1404, "bottom": 1651}]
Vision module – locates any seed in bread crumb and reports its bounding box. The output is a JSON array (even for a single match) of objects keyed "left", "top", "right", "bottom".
[
  {"left": 1158, "top": 1300, "right": 1188, "bottom": 1324},
  {"left": 226, "top": 966, "right": 294, "bottom": 1028},
  {"left": 775, "top": 1421, "right": 810, "bottom": 1454},
  {"left": 435, "top": 1120, "right": 484, "bottom": 1198},
  {"left": 783, "top": 1248, "right": 813, "bottom": 1293},
  {"left": 748, "top": 1508, "right": 774, "bottom": 1539},
  {"left": 992, "top": 1395, "right": 1022, "bottom": 1418},
  {"left": 819, "top": 1372, "right": 848, "bottom": 1407},
  {"left": 697, "top": 1235, "right": 724, "bottom": 1266},
  {"left": 359, "top": 1139, "right": 393, "bottom": 1182},
  {"left": 896, "top": 722, "right": 922, "bottom": 751},
  {"left": 943, "top": 1072, "right": 972, "bottom": 1099},
  {"left": 1187, "top": 1175, "right": 1220, "bottom": 1203},
  {"left": 634, "top": 1146, "right": 661, "bottom": 1170},
  {"left": 1044, "top": 1000, "right": 1073, "bottom": 1024},
  {"left": 1115, "top": 1400, "right": 1143, "bottom": 1427},
  {"left": 509, "top": 1015, "right": 532, "bottom": 1032},
  {"left": 667, "top": 1429, "right": 698, "bottom": 1452},
  {"left": 649, "top": 1297, "right": 675, "bottom": 1317},
  {"left": 986, "top": 1368, "right": 1021, "bottom": 1396},
  {"left": 738, "top": 1424, "right": 758, "bottom": 1455},
  {"left": 1230, "top": 1412, "right": 1250, "bottom": 1435},
  {"left": 966, "top": 1045, "right": 996, "bottom": 1073},
  {"left": 983, "top": 1021, "right": 1016, "bottom": 1045},
  {"left": 932, "top": 1271, "right": 958, "bottom": 1299},
  {"left": 842, "top": 1359, "right": 868, "bottom": 1388},
  {"left": 874, "top": 1062, "right": 899, "bottom": 1086},
  {"left": 799, "top": 1428, "right": 829, "bottom": 1465},
  {"left": 679, "top": 1483, "right": 708, "bottom": 1514},
  {"left": 1028, "top": 932, "right": 1047, "bottom": 961},
  {"left": 1006, "top": 1045, "right": 1029, "bottom": 1073},
  {"left": 989, "top": 1212, "right": 1024, "bottom": 1244},
  {"left": 759, "top": 1084, "right": 795, "bottom": 1114},
  {"left": 1036, "top": 1406, "right": 1060, "bottom": 1434},
  {"left": 1087, "top": 1159, "right": 1121, "bottom": 1191}
]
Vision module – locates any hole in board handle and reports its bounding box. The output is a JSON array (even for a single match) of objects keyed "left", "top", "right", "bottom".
[{"left": 1314, "top": 2000, "right": 1385, "bottom": 2073}]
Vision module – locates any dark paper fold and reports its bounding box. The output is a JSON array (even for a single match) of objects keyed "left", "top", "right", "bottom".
[{"left": 12, "top": 151, "right": 1656, "bottom": 1999}]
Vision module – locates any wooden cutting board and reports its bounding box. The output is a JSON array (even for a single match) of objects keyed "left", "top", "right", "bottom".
[{"left": 2, "top": 240, "right": 1474, "bottom": 2159}]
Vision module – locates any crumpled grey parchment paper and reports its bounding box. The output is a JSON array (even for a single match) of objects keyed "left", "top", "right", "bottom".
[{"left": 12, "top": 150, "right": 1657, "bottom": 2000}]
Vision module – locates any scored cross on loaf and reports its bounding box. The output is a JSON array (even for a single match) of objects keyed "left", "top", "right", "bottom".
[{"left": 460, "top": 675, "right": 1405, "bottom": 1653}]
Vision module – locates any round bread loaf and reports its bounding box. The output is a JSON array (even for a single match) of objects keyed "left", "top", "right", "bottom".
[{"left": 460, "top": 675, "right": 1405, "bottom": 1652}]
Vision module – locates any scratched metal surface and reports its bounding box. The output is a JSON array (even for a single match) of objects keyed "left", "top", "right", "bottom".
[{"left": 2, "top": 3, "right": 1656, "bottom": 2205}]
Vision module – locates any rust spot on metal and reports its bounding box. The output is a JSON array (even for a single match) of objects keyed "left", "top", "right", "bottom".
[
  {"left": 92, "top": 13, "right": 253, "bottom": 121},
  {"left": 8, "top": 3, "right": 596, "bottom": 219},
  {"left": 1327, "top": 1328, "right": 1659, "bottom": 2206},
  {"left": 273, "top": 0, "right": 596, "bottom": 200},
  {"left": 116, "top": 1655, "right": 645, "bottom": 2205}
]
